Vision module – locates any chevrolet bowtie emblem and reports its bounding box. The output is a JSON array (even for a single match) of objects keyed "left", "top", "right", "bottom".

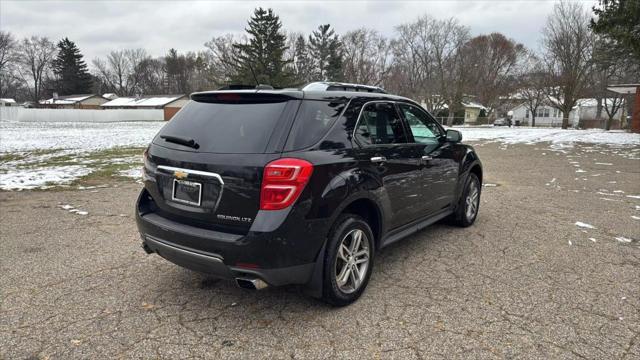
[{"left": 174, "top": 170, "right": 188, "bottom": 180}]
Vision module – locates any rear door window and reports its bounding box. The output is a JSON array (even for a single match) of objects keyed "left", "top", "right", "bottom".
[
  {"left": 156, "top": 100, "right": 289, "bottom": 153},
  {"left": 354, "top": 102, "right": 408, "bottom": 146},
  {"left": 287, "top": 99, "right": 347, "bottom": 150}
]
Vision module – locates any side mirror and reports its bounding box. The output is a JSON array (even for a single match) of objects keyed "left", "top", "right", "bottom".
[{"left": 446, "top": 129, "right": 462, "bottom": 143}]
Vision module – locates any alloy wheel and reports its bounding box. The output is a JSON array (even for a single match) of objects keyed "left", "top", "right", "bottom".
[
  {"left": 334, "top": 229, "right": 370, "bottom": 294},
  {"left": 465, "top": 180, "right": 479, "bottom": 221}
]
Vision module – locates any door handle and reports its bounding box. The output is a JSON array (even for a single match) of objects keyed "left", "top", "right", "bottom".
[
  {"left": 370, "top": 156, "right": 387, "bottom": 164},
  {"left": 421, "top": 155, "right": 433, "bottom": 162}
]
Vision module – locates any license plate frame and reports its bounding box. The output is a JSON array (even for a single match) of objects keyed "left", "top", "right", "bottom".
[{"left": 171, "top": 179, "right": 202, "bottom": 206}]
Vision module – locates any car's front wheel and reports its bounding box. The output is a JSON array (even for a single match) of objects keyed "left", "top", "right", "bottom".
[
  {"left": 322, "top": 214, "right": 374, "bottom": 306},
  {"left": 450, "top": 173, "right": 481, "bottom": 227}
]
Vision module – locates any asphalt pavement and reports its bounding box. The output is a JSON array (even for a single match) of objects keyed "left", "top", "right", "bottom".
[{"left": 1, "top": 141, "right": 639, "bottom": 359}]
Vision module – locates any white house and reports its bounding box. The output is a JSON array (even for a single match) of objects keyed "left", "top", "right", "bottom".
[
  {"left": 510, "top": 103, "right": 566, "bottom": 127},
  {"left": 419, "top": 100, "right": 488, "bottom": 124},
  {"left": 509, "top": 98, "right": 625, "bottom": 128},
  {"left": 572, "top": 98, "right": 625, "bottom": 129},
  {"left": 0, "top": 98, "right": 16, "bottom": 106}
]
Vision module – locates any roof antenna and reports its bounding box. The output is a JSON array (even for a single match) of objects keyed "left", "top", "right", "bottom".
[
  {"left": 247, "top": 62, "right": 259, "bottom": 86},
  {"left": 246, "top": 63, "right": 274, "bottom": 90}
]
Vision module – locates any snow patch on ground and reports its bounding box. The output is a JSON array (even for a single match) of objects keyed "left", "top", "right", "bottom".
[
  {"left": 575, "top": 221, "right": 596, "bottom": 229},
  {"left": 57, "top": 204, "right": 88, "bottom": 216},
  {"left": 119, "top": 167, "right": 142, "bottom": 179},
  {"left": 0, "top": 166, "right": 91, "bottom": 190}
]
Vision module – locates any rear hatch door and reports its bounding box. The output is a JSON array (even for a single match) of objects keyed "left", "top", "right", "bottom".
[{"left": 147, "top": 92, "right": 301, "bottom": 233}]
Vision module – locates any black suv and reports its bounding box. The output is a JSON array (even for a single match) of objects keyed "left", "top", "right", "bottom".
[{"left": 136, "top": 82, "right": 482, "bottom": 306}]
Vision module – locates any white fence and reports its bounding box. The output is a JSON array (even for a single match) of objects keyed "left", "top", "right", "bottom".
[{"left": 0, "top": 107, "right": 164, "bottom": 122}]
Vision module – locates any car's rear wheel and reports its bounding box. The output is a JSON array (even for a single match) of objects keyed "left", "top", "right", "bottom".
[
  {"left": 322, "top": 214, "right": 374, "bottom": 306},
  {"left": 450, "top": 173, "right": 481, "bottom": 227}
]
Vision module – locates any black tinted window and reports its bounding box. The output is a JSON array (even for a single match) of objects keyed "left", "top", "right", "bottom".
[
  {"left": 156, "top": 100, "right": 287, "bottom": 153},
  {"left": 288, "top": 100, "right": 345, "bottom": 149},
  {"left": 399, "top": 104, "right": 444, "bottom": 144},
  {"left": 355, "top": 102, "right": 408, "bottom": 145}
]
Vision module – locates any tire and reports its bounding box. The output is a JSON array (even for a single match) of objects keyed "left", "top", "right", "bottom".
[
  {"left": 450, "top": 173, "right": 481, "bottom": 227},
  {"left": 321, "top": 214, "right": 375, "bottom": 306}
]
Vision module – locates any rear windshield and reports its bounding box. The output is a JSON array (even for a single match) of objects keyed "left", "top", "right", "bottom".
[
  {"left": 286, "top": 99, "right": 346, "bottom": 150},
  {"left": 156, "top": 100, "right": 288, "bottom": 153}
]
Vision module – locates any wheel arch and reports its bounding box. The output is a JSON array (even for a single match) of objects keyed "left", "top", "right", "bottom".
[
  {"left": 469, "top": 163, "right": 483, "bottom": 184},
  {"left": 339, "top": 197, "right": 383, "bottom": 249}
]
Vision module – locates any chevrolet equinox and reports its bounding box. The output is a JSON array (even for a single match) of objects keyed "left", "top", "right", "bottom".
[{"left": 136, "top": 82, "right": 483, "bottom": 306}]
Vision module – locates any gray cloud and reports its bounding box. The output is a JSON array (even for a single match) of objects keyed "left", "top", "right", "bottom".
[{"left": 1, "top": 0, "right": 596, "bottom": 63}]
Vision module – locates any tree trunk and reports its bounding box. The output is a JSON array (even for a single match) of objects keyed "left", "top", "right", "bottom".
[
  {"left": 605, "top": 116, "right": 613, "bottom": 131},
  {"left": 596, "top": 97, "right": 603, "bottom": 123},
  {"left": 531, "top": 115, "right": 536, "bottom": 127},
  {"left": 447, "top": 111, "right": 454, "bottom": 127},
  {"left": 562, "top": 111, "right": 569, "bottom": 129}
]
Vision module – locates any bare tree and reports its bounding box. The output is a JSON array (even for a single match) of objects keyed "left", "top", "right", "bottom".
[
  {"left": 542, "top": 1, "right": 594, "bottom": 129},
  {"left": 204, "top": 34, "right": 243, "bottom": 87},
  {"left": 92, "top": 49, "right": 150, "bottom": 96},
  {"left": 0, "top": 31, "right": 17, "bottom": 73},
  {"left": 392, "top": 15, "right": 470, "bottom": 122},
  {"left": 14, "top": 36, "right": 57, "bottom": 102},
  {"left": 517, "top": 53, "right": 548, "bottom": 127},
  {"left": 341, "top": 28, "right": 392, "bottom": 87},
  {"left": 591, "top": 39, "right": 639, "bottom": 130},
  {"left": 136, "top": 57, "right": 167, "bottom": 94},
  {"left": 0, "top": 31, "right": 21, "bottom": 98},
  {"left": 461, "top": 33, "right": 526, "bottom": 116}
]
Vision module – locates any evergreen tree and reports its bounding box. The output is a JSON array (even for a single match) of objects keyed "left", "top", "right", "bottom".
[
  {"left": 293, "top": 35, "right": 313, "bottom": 84},
  {"left": 51, "top": 37, "right": 92, "bottom": 95},
  {"left": 308, "top": 24, "right": 343, "bottom": 81},
  {"left": 233, "top": 8, "right": 292, "bottom": 87},
  {"left": 591, "top": 0, "right": 640, "bottom": 58}
]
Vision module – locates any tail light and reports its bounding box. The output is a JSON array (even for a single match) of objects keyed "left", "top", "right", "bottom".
[
  {"left": 141, "top": 147, "right": 149, "bottom": 177},
  {"left": 260, "top": 158, "right": 314, "bottom": 210}
]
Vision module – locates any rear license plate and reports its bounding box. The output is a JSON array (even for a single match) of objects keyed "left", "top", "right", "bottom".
[{"left": 172, "top": 179, "right": 202, "bottom": 206}]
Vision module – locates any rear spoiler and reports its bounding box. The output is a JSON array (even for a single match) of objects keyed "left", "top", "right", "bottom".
[{"left": 191, "top": 91, "right": 302, "bottom": 104}]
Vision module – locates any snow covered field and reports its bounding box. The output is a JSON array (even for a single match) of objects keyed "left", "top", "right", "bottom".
[
  {"left": 0, "top": 120, "right": 164, "bottom": 189},
  {"left": 0, "top": 120, "right": 639, "bottom": 190},
  {"left": 0, "top": 120, "right": 165, "bottom": 153},
  {"left": 454, "top": 126, "right": 640, "bottom": 147}
]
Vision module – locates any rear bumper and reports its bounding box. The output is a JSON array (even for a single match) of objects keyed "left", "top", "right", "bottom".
[
  {"left": 136, "top": 189, "right": 325, "bottom": 287},
  {"left": 141, "top": 233, "right": 315, "bottom": 286}
]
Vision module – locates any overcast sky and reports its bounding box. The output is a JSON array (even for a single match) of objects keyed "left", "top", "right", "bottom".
[{"left": 1, "top": 0, "right": 597, "bottom": 62}]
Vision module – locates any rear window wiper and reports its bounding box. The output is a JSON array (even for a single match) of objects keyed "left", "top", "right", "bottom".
[{"left": 160, "top": 135, "right": 200, "bottom": 149}]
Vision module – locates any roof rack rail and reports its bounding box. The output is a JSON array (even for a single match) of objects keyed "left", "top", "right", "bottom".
[
  {"left": 217, "top": 84, "right": 275, "bottom": 90},
  {"left": 301, "top": 81, "right": 386, "bottom": 94}
]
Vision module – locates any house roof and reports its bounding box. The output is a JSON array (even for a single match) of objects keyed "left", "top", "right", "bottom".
[
  {"left": 462, "top": 101, "right": 487, "bottom": 110},
  {"left": 0, "top": 98, "right": 16, "bottom": 103},
  {"left": 40, "top": 94, "right": 99, "bottom": 105},
  {"left": 574, "top": 98, "right": 623, "bottom": 108},
  {"left": 607, "top": 83, "right": 639, "bottom": 94},
  {"left": 102, "top": 93, "right": 118, "bottom": 100},
  {"left": 101, "top": 95, "right": 185, "bottom": 108}
]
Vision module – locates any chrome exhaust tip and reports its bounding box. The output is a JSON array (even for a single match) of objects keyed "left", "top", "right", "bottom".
[{"left": 235, "top": 277, "right": 268, "bottom": 290}]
